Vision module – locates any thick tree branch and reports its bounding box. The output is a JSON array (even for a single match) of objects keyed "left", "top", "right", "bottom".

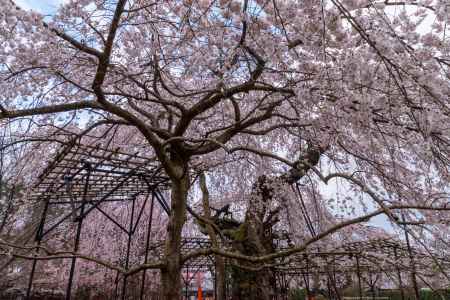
[
  {"left": 174, "top": 49, "right": 267, "bottom": 137},
  {"left": 92, "top": 0, "right": 127, "bottom": 92},
  {"left": 0, "top": 101, "right": 101, "bottom": 119},
  {"left": 0, "top": 238, "right": 163, "bottom": 275}
]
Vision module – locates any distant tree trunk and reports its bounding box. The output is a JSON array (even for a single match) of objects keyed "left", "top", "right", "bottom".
[
  {"left": 229, "top": 175, "right": 280, "bottom": 300},
  {"left": 231, "top": 265, "right": 276, "bottom": 300},
  {"left": 228, "top": 216, "right": 277, "bottom": 300}
]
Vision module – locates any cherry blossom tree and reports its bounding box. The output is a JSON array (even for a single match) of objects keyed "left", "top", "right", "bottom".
[{"left": 1, "top": 0, "right": 450, "bottom": 299}]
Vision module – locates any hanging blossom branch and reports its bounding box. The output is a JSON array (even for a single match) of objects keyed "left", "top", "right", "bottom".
[
  {"left": 0, "top": 238, "right": 164, "bottom": 275},
  {"left": 3, "top": 204, "right": 448, "bottom": 276},
  {"left": 302, "top": 166, "right": 450, "bottom": 280},
  {"left": 181, "top": 204, "right": 450, "bottom": 264}
]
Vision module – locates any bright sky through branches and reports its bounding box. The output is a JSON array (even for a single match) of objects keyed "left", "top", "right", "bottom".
[{"left": 14, "top": 0, "right": 65, "bottom": 13}]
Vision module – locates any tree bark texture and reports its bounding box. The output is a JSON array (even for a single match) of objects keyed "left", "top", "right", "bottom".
[{"left": 160, "top": 159, "right": 189, "bottom": 300}]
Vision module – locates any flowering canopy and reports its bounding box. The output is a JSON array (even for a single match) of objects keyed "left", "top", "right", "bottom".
[{"left": 0, "top": 0, "right": 450, "bottom": 298}]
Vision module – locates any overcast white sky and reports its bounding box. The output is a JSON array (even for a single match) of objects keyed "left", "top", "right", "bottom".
[{"left": 15, "top": 0, "right": 65, "bottom": 13}]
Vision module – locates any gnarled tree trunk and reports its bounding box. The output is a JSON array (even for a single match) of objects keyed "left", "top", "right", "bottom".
[
  {"left": 229, "top": 175, "right": 280, "bottom": 300},
  {"left": 228, "top": 147, "right": 323, "bottom": 299}
]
